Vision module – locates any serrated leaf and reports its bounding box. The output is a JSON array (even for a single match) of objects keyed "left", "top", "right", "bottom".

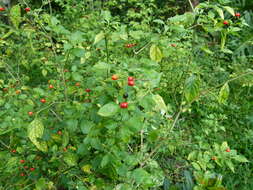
[
  {"left": 224, "top": 6, "right": 235, "bottom": 16},
  {"left": 10, "top": 5, "right": 21, "bottom": 28},
  {"left": 98, "top": 102, "right": 119, "bottom": 117},
  {"left": 28, "top": 119, "right": 48, "bottom": 152},
  {"left": 233, "top": 155, "right": 249, "bottom": 163},
  {"left": 184, "top": 75, "right": 200, "bottom": 103},
  {"left": 150, "top": 44, "right": 163, "bottom": 62},
  {"left": 94, "top": 31, "right": 105, "bottom": 44},
  {"left": 218, "top": 83, "right": 229, "bottom": 104}
]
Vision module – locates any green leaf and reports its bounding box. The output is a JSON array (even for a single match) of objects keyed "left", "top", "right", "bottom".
[
  {"left": 72, "top": 72, "right": 83, "bottom": 81},
  {"left": 214, "top": 6, "right": 224, "bottom": 19},
  {"left": 10, "top": 5, "right": 21, "bottom": 28},
  {"left": 150, "top": 44, "right": 163, "bottom": 62},
  {"left": 101, "top": 154, "right": 110, "bottom": 168},
  {"left": 184, "top": 75, "right": 200, "bottom": 103},
  {"left": 62, "top": 131, "right": 69, "bottom": 147},
  {"left": 233, "top": 155, "right": 249, "bottom": 163},
  {"left": 125, "top": 116, "right": 144, "bottom": 133},
  {"left": 152, "top": 94, "right": 167, "bottom": 114},
  {"left": 94, "top": 31, "right": 105, "bottom": 44},
  {"left": 98, "top": 102, "right": 119, "bottom": 117},
  {"left": 27, "top": 119, "right": 48, "bottom": 152},
  {"left": 225, "top": 160, "right": 234, "bottom": 172},
  {"left": 72, "top": 48, "right": 85, "bottom": 57},
  {"left": 224, "top": 6, "right": 235, "bottom": 16},
  {"left": 218, "top": 83, "right": 229, "bottom": 104},
  {"left": 163, "top": 177, "right": 170, "bottom": 190},
  {"left": 35, "top": 178, "right": 47, "bottom": 190},
  {"left": 63, "top": 153, "right": 78, "bottom": 166}
]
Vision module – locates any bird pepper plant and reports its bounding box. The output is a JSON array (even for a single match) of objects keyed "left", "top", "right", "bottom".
[{"left": 0, "top": 1, "right": 252, "bottom": 190}]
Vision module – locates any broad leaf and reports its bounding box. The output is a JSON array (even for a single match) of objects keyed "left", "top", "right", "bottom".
[
  {"left": 10, "top": 5, "right": 21, "bottom": 28},
  {"left": 98, "top": 102, "right": 119, "bottom": 117},
  {"left": 150, "top": 44, "right": 163, "bottom": 62},
  {"left": 184, "top": 75, "right": 200, "bottom": 103},
  {"left": 94, "top": 31, "right": 105, "bottom": 44},
  {"left": 218, "top": 83, "right": 229, "bottom": 104},
  {"left": 63, "top": 153, "right": 78, "bottom": 166},
  {"left": 152, "top": 94, "right": 167, "bottom": 114},
  {"left": 27, "top": 119, "right": 48, "bottom": 152},
  {"left": 214, "top": 6, "right": 224, "bottom": 19},
  {"left": 224, "top": 6, "right": 235, "bottom": 16}
]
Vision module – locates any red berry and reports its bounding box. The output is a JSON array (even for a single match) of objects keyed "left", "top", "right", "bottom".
[
  {"left": 75, "top": 82, "right": 80, "bottom": 87},
  {"left": 235, "top": 12, "right": 240, "bottom": 17},
  {"left": 3, "top": 88, "right": 8, "bottom": 92},
  {"left": 25, "top": 7, "right": 31, "bottom": 12},
  {"left": 40, "top": 98, "right": 46, "bottom": 103},
  {"left": 226, "top": 148, "right": 231, "bottom": 152},
  {"left": 85, "top": 88, "right": 91, "bottom": 93},
  {"left": 15, "top": 90, "right": 21, "bottom": 94},
  {"left": 20, "top": 173, "right": 25, "bottom": 177},
  {"left": 24, "top": 166, "right": 28, "bottom": 169},
  {"left": 20, "top": 160, "right": 25, "bottom": 164},
  {"left": 57, "top": 131, "right": 62, "bottom": 135},
  {"left": 120, "top": 102, "right": 128, "bottom": 109},
  {"left": 128, "top": 80, "right": 135, "bottom": 86},
  {"left": 171, "top": 43, "right": 177, "bottom": 47},
  {"left": 111, "top": 75, "right": 118, "bottom": 80},
  {"left": 64, "top": 69, "right": 69, "bottom": 72},
  {"left": 28, "top": 111, "right": 33, "bottom": 116},
  {"left": 30, "top": 167, "right": 35, "bottom": 171},
  {"left": 63, "top": 147, "right": 67, "bottom": 152},
  {"left": 125, "top": 44, "right": 131, "bottom": 48},
  {"left": 211, "top": 156, "right": 217, "bottom": 161},
  {"left": 0, "top": 7, "right": 5, "bottom": 11},
  {"left": 49, "top": 84, "right": 54, "bottom": 89},
  {"left": 11, "top": 149, "right": 17, "bottom": 153},
  {"left": 128, "top": 76, "right": 134, "bottom": 81},
  {"left": 223, "top": 20, "right": 229, "bottom": 25}
]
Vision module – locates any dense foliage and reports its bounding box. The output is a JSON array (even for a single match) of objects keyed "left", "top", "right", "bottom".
[{"left": 0, "top": 0, "right": 252, "bottom": 190}]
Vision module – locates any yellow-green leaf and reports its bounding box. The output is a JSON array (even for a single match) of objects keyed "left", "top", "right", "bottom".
[
  {"left": 28, "top": 119, "right": 48, "bottom": 152},
  {"left": 150, "top": 44, "right": 163, "bottom": 62},
  {"left": 218, "top": 83, "right": 229, "bottom": 104},
  {"left": 10, "top": 5, "right": 21, "bottom": 29},
  {"left": 224, "top": 6, "right": 235, "bottom": 16},
  {"left": 214, "top": 6, "right": 224, "bottom": 20},
  {"left": 94, "top": 31, "right": 105, "bottom": 44}
]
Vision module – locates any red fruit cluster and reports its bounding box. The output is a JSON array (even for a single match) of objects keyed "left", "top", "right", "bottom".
[
  {"left": 25, "top": 7, "right": 31, "bottom": 12},
  {"left": 125, "top": 43, "right": 137, "bottom": 48},
  {"left": 40, "top": 98, "right": 46, "bottom": 103},
  {"left": 111, "top": 75, "right": 118, "bottom": 80},
  {"left": 120, "top": 102, "right": 128, "bottom": 109},
  {"left": 128, "top": 76, "right": 135, "bottom": 86},
  {"left": 235, "top": 12, "right": 240, "bottom": 17},
  {"left": 223, "top": 20, "right": 229, "bottom": 25},
  {"left": 75, "top": 82, "right": 80, "bottom": 87}
]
